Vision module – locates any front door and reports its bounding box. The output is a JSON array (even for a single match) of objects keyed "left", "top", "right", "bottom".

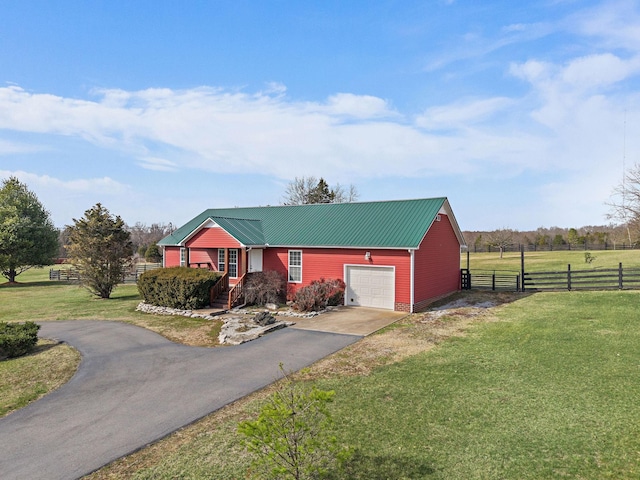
[{"left": 249, "top": 249, "right": 263, "bottom": 273}]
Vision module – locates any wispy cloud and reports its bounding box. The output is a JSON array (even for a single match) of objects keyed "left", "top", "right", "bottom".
[{"left": 0, "top": 170, "right": 129, "bottom": 194}]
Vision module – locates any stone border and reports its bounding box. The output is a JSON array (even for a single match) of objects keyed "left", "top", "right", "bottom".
[{"left": 135, "top": 302, "right": 218, "bottom": 320}]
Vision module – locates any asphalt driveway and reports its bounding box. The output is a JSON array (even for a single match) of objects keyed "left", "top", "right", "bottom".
[{"left": 0, "top": 321, "right": 361, "bottom": 480}]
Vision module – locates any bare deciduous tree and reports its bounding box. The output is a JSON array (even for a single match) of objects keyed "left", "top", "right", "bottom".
[
  {"left": 282, "top": 176, "right": 359, "bottom": 205},
  {"left": 486, "top": 228, "right": 515, "bottom": 258},
  {"left": 607, "top": 163, "right": 640, "bottom": 246}
]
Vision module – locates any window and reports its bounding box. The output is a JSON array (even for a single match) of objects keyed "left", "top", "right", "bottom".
[
  {"left": 218, "top": 249, "right": 225, "bottom": 272},
  {"left": 288, "top": 250, "right": 302, "bottom": 283},
  {"left": 180, "top": 248, "right": 187, "bottom": 267},
  {"left": 228, "top": 249, "right": 238, "bottom": 278}
]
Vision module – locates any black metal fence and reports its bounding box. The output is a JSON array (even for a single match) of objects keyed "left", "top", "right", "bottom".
[{"left": 461, "top": 269, "right": 520, "bottom": 292}]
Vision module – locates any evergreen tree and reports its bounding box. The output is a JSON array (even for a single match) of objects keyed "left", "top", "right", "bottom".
[
  {"left": 67, "top": 203, "right": 133, "bottom": 298},
  {"left": 0, "top": 177, "right": 59, "bottom": 282}
]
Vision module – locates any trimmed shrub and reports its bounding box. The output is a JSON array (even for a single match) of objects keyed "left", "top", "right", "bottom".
[
  {"left": 0, "top": 322, "right": 40, "bottom": 359},
  {"left": 293, "top": 278, "right": 346, "bottom": 312},
  {"left": 244, "top": 271, "right": 286, "bottom": 306},
  {"left": 138, "top": 267, "right": 221, "bottom": 309}
]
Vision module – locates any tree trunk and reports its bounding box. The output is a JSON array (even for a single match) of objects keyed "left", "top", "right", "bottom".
[{"left": 8, "top": 267, "right": 17, "bottom": 283}]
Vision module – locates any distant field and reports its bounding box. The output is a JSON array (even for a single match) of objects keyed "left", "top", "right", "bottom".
[{"left": 462, "top": 250, "right": 640, "bottom": 273}]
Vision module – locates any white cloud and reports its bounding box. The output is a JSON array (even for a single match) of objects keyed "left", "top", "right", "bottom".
[
  {"left": 322, "top": 93, "right": 397, "bottom": 119},
  {"left": 416, "top": 97, "right": 514, "bottom": 130},
  {"left": 137, "top": 157, "right": 179, "bottom": 172},
  {"left": 0, "top": 170, "right": 129, "bottom": 194},
  {"left": 571, "top": 0, "right": 640, "bottom": 51}
]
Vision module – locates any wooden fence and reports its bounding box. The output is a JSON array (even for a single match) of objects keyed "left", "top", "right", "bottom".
[
  {"left": 462, "top": 263, "right": 640, "bottom": 292},
  {"left": 50, "top": 263, "right": 161, "bottom": 283},
  {"left": 467, "top": 242, "right": 639, "bottom": 253},
  {"left": 523, "top": 263, "right": 640, "bottom": 291}
]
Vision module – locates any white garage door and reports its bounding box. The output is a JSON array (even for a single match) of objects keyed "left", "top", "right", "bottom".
[{"left": 345, "top": 266, "right": 395, "bottom": 310}]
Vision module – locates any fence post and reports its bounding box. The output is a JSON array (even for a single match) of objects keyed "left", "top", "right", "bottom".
[
  {"left": 567, "top": 264, "right": 572, "bottom": 291},
  {"left": 619, "top": 262, "right": 623, "bottom": 289},
  {"left": 492, "top": 272, "right": 496, "bottom": 291},
  {"left": 520, "top": 245, "right": 525, "bottom": 292}
]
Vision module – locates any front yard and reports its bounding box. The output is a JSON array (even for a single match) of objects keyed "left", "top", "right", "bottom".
[
  {"left": 88, "top": 290, "right": 640, "bottom": 479},
  {"left": 3, "top": 268, "right": 640, "bottom": 478}
]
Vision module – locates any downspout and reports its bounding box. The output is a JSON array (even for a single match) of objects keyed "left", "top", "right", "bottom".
[{"left": 409, "top": 249, "right": 415, "bottom": 313}]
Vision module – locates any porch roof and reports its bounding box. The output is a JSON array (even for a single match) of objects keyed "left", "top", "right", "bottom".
[
  {"left": 209, "top": 216, "right": 266, "bottom": 246},
  {"left": 159, "top": 197, "right": 465, "bottom": 249}
]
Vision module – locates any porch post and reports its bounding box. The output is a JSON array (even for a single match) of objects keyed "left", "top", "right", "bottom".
[
  {"left": 242, "top": 248, "right": 248, "bottom": 275},
  {"left": 224, "top": 248, "right": 229, "bottom": 274}
]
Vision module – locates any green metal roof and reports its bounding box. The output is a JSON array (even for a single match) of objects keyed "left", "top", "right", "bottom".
[{"left": 159, "top": 197, "right": 465, "bottom": 249}]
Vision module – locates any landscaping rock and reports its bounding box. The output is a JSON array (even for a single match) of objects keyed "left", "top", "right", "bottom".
[
  {"left": 218, "top": 315, "right": 294, "bottom": 345},
  {"left": 254, "top": 311, "right": 275, "bottom": 326}
]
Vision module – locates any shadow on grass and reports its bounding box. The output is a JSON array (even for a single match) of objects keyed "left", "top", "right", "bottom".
[
  {"left": 110, "top": 293, "right": 142, "bottom": 301},
  {"left": 0, "top": 281, "right": 78, "bottom": 289},
  {"left": 327, "top": 450, "right": 435, "bottom": 479}
]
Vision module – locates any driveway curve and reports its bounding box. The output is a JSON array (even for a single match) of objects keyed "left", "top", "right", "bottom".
[{"left": 0, "top": 321, "right": 361, "bottom": 480}]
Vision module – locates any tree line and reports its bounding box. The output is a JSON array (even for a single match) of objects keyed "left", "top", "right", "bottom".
[{"left": 464, "top": 224, "right": 635, "bottom": 255}]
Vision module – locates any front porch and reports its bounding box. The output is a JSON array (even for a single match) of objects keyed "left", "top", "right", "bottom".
[{"left": 187, "top": 247, "right": 261, "bottom": 311}]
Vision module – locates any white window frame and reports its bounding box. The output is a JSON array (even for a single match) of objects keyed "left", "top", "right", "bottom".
[
  {"left": 180, "top": 247, "right": 187, "bottom": 267},
  {"left": 218, "top": 249, "right": 225, "bottom": 272},
  {"left": 288, "top": 250, "right": 302, "bottom": 283},
  {"left": 228, "top": 249, "right": 238, "bottom": 278}
]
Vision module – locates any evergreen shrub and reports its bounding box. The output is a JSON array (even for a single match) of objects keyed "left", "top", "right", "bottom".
[
  {"left": 138, "top": 267, "right": 221, "bottom": 309},
  {"left": 0, "top": 321, "right": 40, "bottom": 359}
]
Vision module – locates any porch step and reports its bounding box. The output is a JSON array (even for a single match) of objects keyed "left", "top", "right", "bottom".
[{"left": 210, "top": 288, "right": 230, "bottom": 310}]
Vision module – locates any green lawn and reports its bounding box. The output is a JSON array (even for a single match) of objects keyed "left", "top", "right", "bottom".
[
  {"left": 88, "top": 290, "right": 640, "bottom": 479},
  {"left": 0, "top": 267, "right": 222, "bottom": 346},
  {"left": 0, "top": 339, "right": 80, "bottom": 417},
  {"left": 463, "top": 249, "right": 640, "bottom": 273}
]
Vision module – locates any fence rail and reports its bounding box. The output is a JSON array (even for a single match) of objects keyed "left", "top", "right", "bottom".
[
  {"left": 523, "top": 263, "right": 640, "bottom": 291},
  {"left": 461, "top": 269, "right": 520, "bottom": 291},
  {"left": 49, "top": 263, "right": 161, "bottom": 283},
  {"left": 466, "top": 242, "right": 639, "bottom": 253}
]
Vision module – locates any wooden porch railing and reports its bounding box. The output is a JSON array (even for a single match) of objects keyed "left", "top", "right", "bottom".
[
  {"left": 210, "top": 273, "right": 229, "bottom": 306},
  {"left": 227, "top": 273, "right": 248, "bottom": 310}
]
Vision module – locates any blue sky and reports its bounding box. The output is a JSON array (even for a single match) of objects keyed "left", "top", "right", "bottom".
[{"left": 2, "top": 0, "right": 640, "bottom": 231}]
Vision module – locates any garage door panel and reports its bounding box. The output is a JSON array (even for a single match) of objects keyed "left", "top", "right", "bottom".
[{"left": 346, "top": 266, "right": 395, "bottom": 310}]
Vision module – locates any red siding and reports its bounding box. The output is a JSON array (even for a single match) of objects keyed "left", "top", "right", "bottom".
[
  {"left": 187, "top": 227, "right": 241, "bottom": 249},
  {"left": 263, "top": 247, "right": 412, "bottom": 306},
  {"left": 189, "top": 248, "right": 217, "bottom": 268},
  {"left": 413, "top": 214, "right": 461, "bottom": 310},
  {"left": 164, "top": 247, "right": 181, "bottom": 267}
]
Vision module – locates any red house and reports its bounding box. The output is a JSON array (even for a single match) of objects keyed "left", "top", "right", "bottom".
[{"left": 158, "top": 197, "right": 465, "bottom": 312}]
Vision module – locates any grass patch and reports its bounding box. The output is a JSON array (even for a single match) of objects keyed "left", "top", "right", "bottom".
[
  {"left": 462, "top": 249, "right": 640, "bottom": 273},
  {"left": 0, "top": 339, "right": 80, "bottom": 417},
  {"left": 0, "top": 267, "right": 222, "bottom": 347},
  {"left": 87, "top": 290, "right": 640, "bottom": 479}
]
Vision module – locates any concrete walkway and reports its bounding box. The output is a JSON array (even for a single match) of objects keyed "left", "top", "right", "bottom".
[{"left": 0, "top": 321, "right": 361, "bottom": 480}]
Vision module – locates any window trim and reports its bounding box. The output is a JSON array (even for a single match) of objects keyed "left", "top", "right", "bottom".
[
  {"left": 288, "top": 250, "right": 302, "bottom": 283},
  {"left": 217, "top": 249, "right": 225, "bottom": 272},
  {"left": 180, "top": 247, "right": 187, "bottom": 267},
  {"left": 228, "top": 248, "right": 238, "bottom": 278}
]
